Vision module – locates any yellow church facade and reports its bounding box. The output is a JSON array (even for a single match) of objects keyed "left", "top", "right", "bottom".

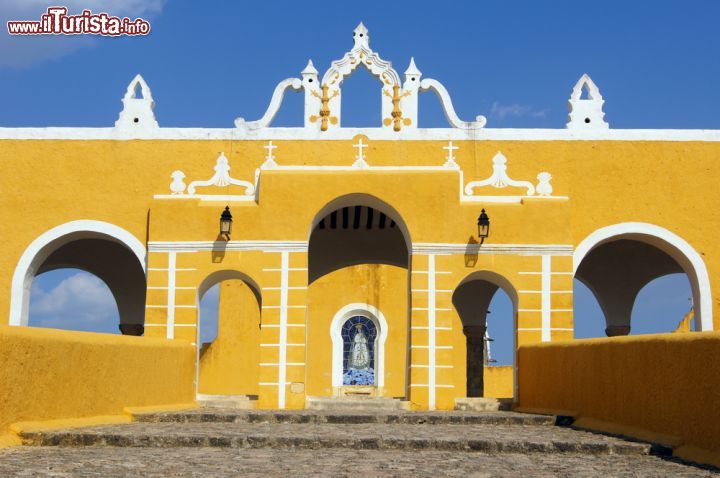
[{"left": 1, "top": 24, "right": 718, "bottom": 411}]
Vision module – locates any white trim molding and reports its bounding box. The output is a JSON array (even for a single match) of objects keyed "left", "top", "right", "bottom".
[
  {"left": 330, "top": 303, "right": 388, "bottom": 389},
  {"left": 9, "top": 220, "right": 147, "bottom": 326},
  {"left": 412, "top": 243, "right": 573, "bottom": 256},
  {"left": 148, "top": 240, "right": 308, "bottom": 253},
  {"left": 3, "top": 127, "right": 720, "bottom": 142},
  {"left": 574, "top": 222, "right": 713, "bottom": 331}
]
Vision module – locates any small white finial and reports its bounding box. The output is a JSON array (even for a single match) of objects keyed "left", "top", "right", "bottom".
[
  {"left": 115, "top": 73, "right": 158, "bottom": 130},
  {"left": 404, "top": 57, "right": 422, "bottom": 77},
  {"left": 301, "top": 59, "right": 318, "bottom": 76},
  {"left": 567, "top": 74, "right": 609, "bottom": 129},
  {"left": 353, "top": 22, "right": 369, "bottom": 48}
]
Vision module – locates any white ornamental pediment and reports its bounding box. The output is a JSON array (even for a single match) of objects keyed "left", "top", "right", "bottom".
[
  {"left": 464, "top": 151, "right": 554, "bottom": 198},
  {"left": 163, "top": 152, "right": 258, "bottom": 200}
]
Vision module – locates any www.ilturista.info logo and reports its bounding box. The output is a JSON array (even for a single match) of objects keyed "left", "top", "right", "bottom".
[{"left": 7, "top": 7, "right": 151, "bottom": 36}]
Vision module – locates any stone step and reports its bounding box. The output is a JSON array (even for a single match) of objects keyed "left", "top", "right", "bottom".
[
  {"left": 305, "top": 396, "right": 409, "bottom": 411},
  {"left": 454, "top": 397, "right": 513, "bottom": 412},
  {"left": 133, "top": 410, "right": 555, "bottom": 426},
  {"left": 196, "top": 394, "right": 256, "bottom": 410},
  {"left": 19, "top": 421, "right": 652, "bottom": 455}
]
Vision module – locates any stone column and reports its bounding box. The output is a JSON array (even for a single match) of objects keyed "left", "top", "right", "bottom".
[{"left": 464, "top": 325, "right": 485, "bottom": 397}]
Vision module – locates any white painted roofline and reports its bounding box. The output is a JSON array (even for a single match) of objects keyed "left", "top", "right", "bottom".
[{"left": 1, "top": 127, "right": 720, "bottom": 141}]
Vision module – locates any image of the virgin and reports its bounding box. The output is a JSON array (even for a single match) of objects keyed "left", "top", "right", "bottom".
[{"left": 348, "top": 324, "right": 370, "bottom": 370}]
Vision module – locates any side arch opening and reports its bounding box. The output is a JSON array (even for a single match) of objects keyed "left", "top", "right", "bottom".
[
  {"left": 196, "top": 270, "right": 262, "bottom": 397},
  {"left": 10, "top": 221, "right": 147, "bottom": 335},
  {"left": 574, "top": 223, "right": 712, "bottom": 336}
]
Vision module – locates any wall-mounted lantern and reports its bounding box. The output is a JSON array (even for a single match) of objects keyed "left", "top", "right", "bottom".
[
  {"left": 220, "top": 205, "right": 233, "bottom": 239},
  {"left": 477, "top": 208, "right": 490, "bottom": 240}
]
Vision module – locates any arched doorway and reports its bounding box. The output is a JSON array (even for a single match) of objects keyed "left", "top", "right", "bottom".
[
  {"left": 452, "top": 271, "right": 518, "bottom": 399},
  {"left": 196, "top": 270, "right": 261, "bottom": 397},
  {"left": 574, "top": 223, "right": 713, "bottom": 335},
  {"left": 10, "top": 221, "right": 147, "bottom": 335},
  {"left": 306, "top": 194, "right": 410, "bottom": 398}
]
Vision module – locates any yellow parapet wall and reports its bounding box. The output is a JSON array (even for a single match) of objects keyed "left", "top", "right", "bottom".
[
  {"left": 516, "top": 332, "right": 720, "bottom": 467},
  {"left": 483, "top": 366, "right": 514, "bottom": 398},
  {"left": 0, "top": 325, "right": 195, "bottom": 439}
]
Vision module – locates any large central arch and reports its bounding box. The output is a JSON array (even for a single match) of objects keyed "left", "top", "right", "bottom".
[{"left": 305, "top": 193, "right": 412, "bottom": 398}]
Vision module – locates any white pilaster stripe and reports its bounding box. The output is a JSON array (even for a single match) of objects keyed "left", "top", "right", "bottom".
[
  {"left": 260, "top": 343, "right": 306, "bottom": 347},
  {"left": 518, "top": 327, "right": 573, "bottom": 331},
  {"left": 262, "top": 305, "right": 306, "bottom": 309},
  {"left": 519, "top": 308, "right": 573, "bottom": 313},
  {"left": 519, "top": 271, "right": 573, "bottom": 275},
  {"left": 427, "top": 254, "right": 436, "bottom": 410},
  {"left": 278, "top": 251, "right": 289, "bottom": 409},
  {"left": 410, "top": 364, "right": 454, "bottom": 369},
  {"left": 148, "top": 286, "right": 196, "bottom": 290},
  {"left": 262, "top": 286, "right": 307, "bottom": 291},
  {"left": 410, "top": 384, "right": 455, "bottom": 388},
  {"left": 263, "top": 268, "right": 308, "bottom": 272},
  {"left": 166, "top": 251, "right": 176, "bottom": 340},
  {"left": 541, "top": 255, "right": 551, "bottom": 342},
  {"left": 519, "top": 290, "right": 573, "bottom": 294},
  {"left": 147, "top": 304, "right": 196, "bottom": 309},
  {"left": 260, "top": 363, "right": 305, "bottom": 367}
]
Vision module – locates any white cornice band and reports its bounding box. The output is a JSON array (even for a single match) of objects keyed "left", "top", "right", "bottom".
[
  {"left": 148, "top": 240, "right": 573, "bottom": 256},
  {"left": 411, "top": 243, "right": 573, "bottom": 256},
  {"left": 148, "top": 241, "right": 308, "bottom": 253},
  {"left": 2, "top": 127, "right": 720, "bottom": 142}
]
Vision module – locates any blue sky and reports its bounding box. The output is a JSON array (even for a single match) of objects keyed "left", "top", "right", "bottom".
[{"left": 7, "top": 1, "right": 708, "bottom": 360}]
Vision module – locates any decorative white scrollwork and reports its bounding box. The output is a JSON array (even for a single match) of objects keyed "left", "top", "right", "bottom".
[
  {"left": 420, "top": 79, "right": 486, "bottom": 130},
  {"left": 322, "top": 22, "right": 401, "bottom": 88},
  {"left": 465, "top": 151, "right": 549, "bottom": 196},
  {"left": 169, "top": 152, "right": 255, "bottom": 196},
  {"left": 235, "top": 78, "right": 303, "bottom": 130}
]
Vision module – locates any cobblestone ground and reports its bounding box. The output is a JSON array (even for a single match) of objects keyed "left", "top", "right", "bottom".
[{"left": 0, "top": 447, "right": 717, "bottom": 477}]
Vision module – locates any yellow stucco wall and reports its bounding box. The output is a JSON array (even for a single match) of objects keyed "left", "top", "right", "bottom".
[
  {"left": 483, "top": 366, "right": 514, "bottom": 398},
  {"left": 0, "top": 325, "right": 195, "bottom": 433},
  {"left": 198, "top": 279, "right": 260, "bottom": 395},
  {"left": 516, "top": 332, "right": 720, "bottom": 467}
]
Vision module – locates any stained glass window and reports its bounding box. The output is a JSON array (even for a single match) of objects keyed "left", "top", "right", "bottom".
[{"left": 341, "top": 315, "right": 377, "bottom": 386}]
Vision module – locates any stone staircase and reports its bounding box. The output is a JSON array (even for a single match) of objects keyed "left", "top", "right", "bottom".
[
  {"left": 17, "top": 409, "right": 655, "bottom": 456},
  {"left": 454, "top": 397, "right": 513, "bottom": 411},
  {"left": 305, "top": 395, "right": 409, "bottom": 411},
  {"left": 196, "top": 394, "right": 257, "bottom": 410},
  {"left": 5, "top": 409, "right": 715, "bottom": 476}
]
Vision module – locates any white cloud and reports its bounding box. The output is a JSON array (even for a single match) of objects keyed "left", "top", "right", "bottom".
[
  {"left": 0, "top": 0, "right": 166, "bottom": 68},
  {"left": 490, "top": 101, "right": 548, "bottom": 121},
  {"left": 29, "top": 271, "right": 118, "bottom": 329}
]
